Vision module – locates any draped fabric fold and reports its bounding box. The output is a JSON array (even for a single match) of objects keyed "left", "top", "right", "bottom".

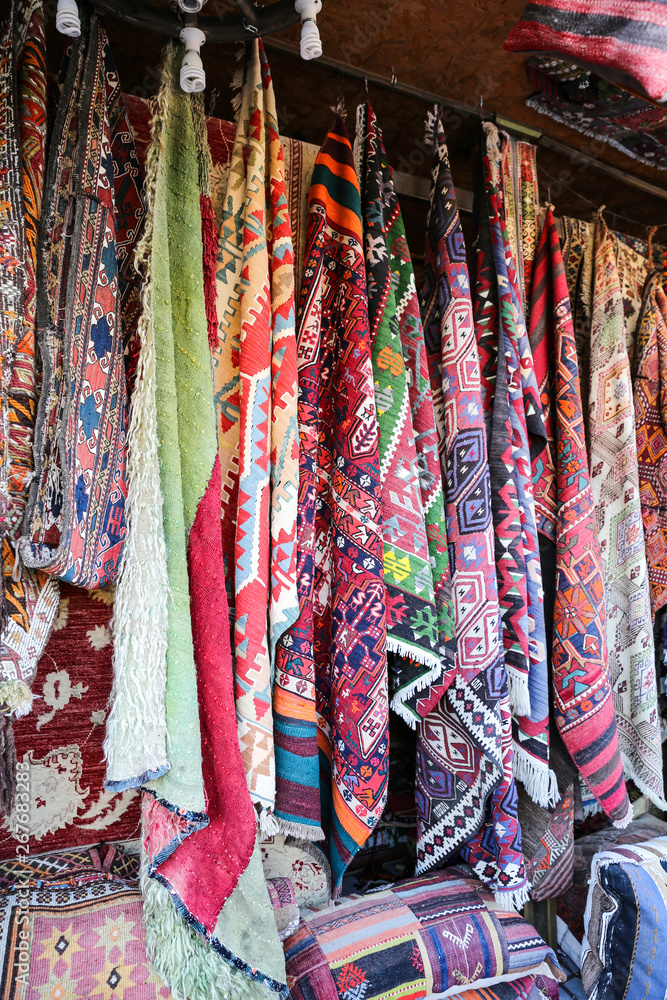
[
  {"left": 18, "top": 12, "right": 129, "bottom": 590},
  {"left": 137, "top": 43, "right": 286, "bottom": 999},
  {"left": 582, "top": 215, "right": 665, "bottom": 813},
  {"left": 473, "top": 122, "right": 554, "bottom": 810},
  {"left": 498, "top": 132, "right": 540, "bottom": 327},
  {"left": 296, "top": 115, "right": 388, "bottom": 891},
  {"left": 529, "top": 207, "right": 635, "bottom": 827},
  {"left": 634, "top": 271, "right": 667, "bottom": 616},
  {"left": 213, "top": 39, "right": 299, "bottom": 832},
  {"left": 357, "top": 101, "right": 456, "bottom": 725},
  {"left": 417, "top": 114, "right": 528, "bottom": 908}
]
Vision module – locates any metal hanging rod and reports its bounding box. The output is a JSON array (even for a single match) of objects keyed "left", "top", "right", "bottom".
[{"left": 261, "top": 37, "right": 667, "bottom": 204}]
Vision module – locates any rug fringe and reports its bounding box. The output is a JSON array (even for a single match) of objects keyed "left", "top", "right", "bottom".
[
  {"left": 618, "top": 757, "right": 667, "bottom": 812},
  {"left": 259, "top": 807, "right": 280, "bottom": 840},
  {"left": 611, "top": 798, "right": 634, "bottom": 830},
  {"left": 390, "top": 659, "right": 444, "bottom": 729},
  {"left": 494, "top": 879, "right": 531, "bottom": 911},
  {"left": 274, "top": 817, "right": 325, "bottom": 842},
  {"left": 506, "top": 669, "right": 532, "bottom": 718},
  {"left": 104, "top": 41, "right": 172, "bottom": 791},
  {"left": 513, "top": 746, "right": 560, "bottom": 809},
  {"left": 141, "top": 849, "right": 276, "bottom": 1000}
]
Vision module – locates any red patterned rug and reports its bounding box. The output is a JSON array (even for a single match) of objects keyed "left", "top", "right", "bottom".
[{"left": 0, "top": 585, "right": 140, "bottom": 859}]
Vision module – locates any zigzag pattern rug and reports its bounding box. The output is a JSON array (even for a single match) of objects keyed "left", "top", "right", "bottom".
[
  {"left": 530, "top": 208, "right": 635, "bottom": 824},
  {"left": 358, "top": 101, "right": 456, "bottom": 724},
  {"left": 302, "top": 115, "right": 389, "bottom": 892},
  {"left": 417, "top": 113, "right": 527, "bottom": 907}
]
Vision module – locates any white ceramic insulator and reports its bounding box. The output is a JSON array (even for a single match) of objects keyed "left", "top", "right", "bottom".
[
  {"left": 180, "top": 26, "right": 206, "bottom": 93},
  {"left": 294, "top": 0, "right": 322, "bottom": 60},
  {"left": 56, "top": 0, "right": 81, "bottom": 37}
]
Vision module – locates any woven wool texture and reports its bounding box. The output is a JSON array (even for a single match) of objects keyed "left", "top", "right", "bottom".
[
  {"left": 295, "top": 115, "right": 389, "bottom": 891},
  {"left": 18, "top": 14, "right": 130, "bottom": 590},
  {"left": 0, "top": 585, "right": 141, "bottom": 860},
  {"left": 584, "top": 215, "right": 664, "bottom": 813},
  {"left": 213, "top": 40, "right": 299, "bottom": 830},
  {"left": 527, "top": 208, "right": 635, "bottom": 830},
  {"left": 358, "top": 101, "right": 456, "bottom": 724},
  {"left": 473, "top": 122, "right": 554, "bottom": 812},
  {"left": 417, "top": 114, "right": 527, "bottom": 907},
  {"left": 633, "top": 272, "right": 667, "bottom": 616},
  {"left": 505, "top": 0, "right": 667, "bottom": 103}
]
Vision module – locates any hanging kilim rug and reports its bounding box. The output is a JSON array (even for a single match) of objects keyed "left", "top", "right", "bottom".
[
  {"left": 529, "top": 206, "right": 634, "bottom": 826},
  {"left": 498, "top": 131, "right": 540, "bottom": 326},
  {"left": 138, "top": 43, "right": 287, "bottom": 1000},
  {"left": 296, "top": 115, "right": 388, "bottom": 893},
  {"left": 357, "top": 100, "right": 456, "bottom": 724},
  {"left": 4, "top": 0, "right": 45, "bottom": 540},
  {"left": 18, "top": 11, "right": 128, "bottom": 590},
  {"left": 633, "top": 271, "right": 667, "bottom": 617},
  {"left": 473, "top": 122, "right": 554, "bottom": 810},
  {"left": 583, "top": 215, "right": 664, "bottom": 813},
  {"left": 214, "top": 39, "right": 299, "bottom": 832},
  {"left": 417, "top": 112, "right": 528, "bottom": 908},
  {"left": 526, "top": 57, "right": 667, "bottom": 171}
]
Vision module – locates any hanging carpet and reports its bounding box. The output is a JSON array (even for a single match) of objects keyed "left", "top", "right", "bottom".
[
  {"left": 498, "top": 131, "right": 541, "bottom": 327},
  {"left": 213, "top": 39, "right": 299, "bottom": 833},
  {"left": 633, "top": 271, "right": 667, "bottom": 617},
  {"left": 18, "top": 12, "right": 129, "bottom": 590},
  {"left": 526, "top": 57, "right": 667, "bottom": 171},
  {"left": 473, "top": 121, "right": 553, "bottom": 811},
  {"left": 417, "top": 113, "right": 528, "bottom": 908},
  {"left": 529, "top": 208, "right": 634, "bottom": 825},
  {"left": 357, "top": 100, "right": 456, "bottom": 724},
  {"left": 136, "top": 42, "right": 286, "bottom": 999},
  {"left": 293, "top": 114, "right": 388, "bottom": 892},
  {"left": 582, "top": 215, "right": 665, "bottom": 813}
]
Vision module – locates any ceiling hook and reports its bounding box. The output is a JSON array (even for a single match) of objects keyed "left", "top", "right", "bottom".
[
  {"left": 241, "top": 14, "right": 259, "bottom": 33},
  {"left": 364, "top": 76, "right": 369, "bottom": 97},
  {"left": 390, "top": 66, "right": 397, "bottom": 87}
]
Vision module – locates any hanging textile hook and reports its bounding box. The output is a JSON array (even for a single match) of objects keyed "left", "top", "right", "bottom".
[
  {"left": 390, "top": 66, "right": 398, "bottom": 86},
  {"left": 56, "top": 0, "right": 81, "bottom": 36}
]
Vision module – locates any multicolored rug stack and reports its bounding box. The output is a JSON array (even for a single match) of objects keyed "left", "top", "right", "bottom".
[
  {"left": 214, "top": 39, "right": 299, "bottom": 834},
  {"left": 418, "top": 112, "right": 528, "bottom": 908}
]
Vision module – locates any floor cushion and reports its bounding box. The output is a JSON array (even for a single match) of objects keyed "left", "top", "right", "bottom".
[
  {"left": 284, "top": 866, "right": 564, "bottom": 1000},
  {"left": 581, "top": 836, "right": 667, "bottom": 1000},
  {"left": 557, "top": 814, "right": 667, "bottom": 942}
]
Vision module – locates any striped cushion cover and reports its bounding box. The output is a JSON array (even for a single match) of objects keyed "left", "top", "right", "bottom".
[
  {"left": 504, "top": 1, "right": 667, "bottom": 102},
  {"left": 284, "top": 868, "right": 564, "bottom": 1000}
]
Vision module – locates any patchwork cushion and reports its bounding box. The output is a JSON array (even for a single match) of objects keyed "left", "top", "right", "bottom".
[
  {"left": 284, "top": 867, "right": 563, "bottom": 1000},
  {"left": 581, "top": 836, "right": 667, "bottom": 1000}
]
